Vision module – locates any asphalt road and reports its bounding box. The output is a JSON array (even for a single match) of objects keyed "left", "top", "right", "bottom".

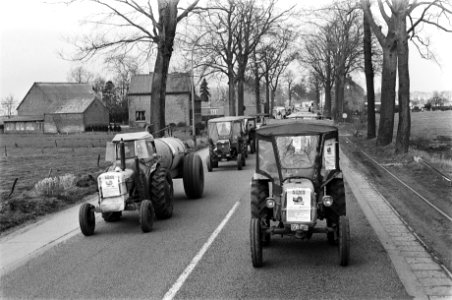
[{"left": 1, "top": 150, "right": 409, "bottom": 299}]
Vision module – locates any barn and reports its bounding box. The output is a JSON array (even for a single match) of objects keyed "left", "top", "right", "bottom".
[
  {"left": 128, "top": 73, "right": 202, "bottom": 128},
  {"left": 4, "top": 82, "right": 109, "bottom": 134}
]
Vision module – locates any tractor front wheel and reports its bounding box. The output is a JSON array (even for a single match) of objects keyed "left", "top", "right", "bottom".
[
  {"left": 206, "top": 156, "right": 212, "bottom": 172},
  {"left": 338, "top": 215, "right": 350, "bottom": 266},
  {"left": 183, "top": 153, "right": 204, "bottom": 199},
  {"left": 237, "top": 153, "right": 243, "bottom": 170},
  {"left": 139, "top": 199, "right": 155, "bottom": 233},
  {"left": 250, "top": 218, "right": 263, "bottom": 268},
  {"left": 79, "top": 203, "right": 95, "bottom": 236}
]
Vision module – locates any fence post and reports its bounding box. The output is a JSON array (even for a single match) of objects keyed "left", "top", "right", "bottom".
[
  {"left": 8, "top": 178, "right": 18, "bottom": 198},
  {"left": 97, "top": 154, "right": 101, "bottom": 167}
]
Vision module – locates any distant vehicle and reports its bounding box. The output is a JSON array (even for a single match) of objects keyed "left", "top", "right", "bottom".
[
  {"left": 206, "top": 116, "right": 248, "bottom": 171},
  {"left": 272, "top": 106, "right": 286, "bottom": 119}
]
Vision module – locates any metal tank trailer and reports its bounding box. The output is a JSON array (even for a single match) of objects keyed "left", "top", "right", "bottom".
[{"left": 79, "top": 131, "right": 204, "bottom": 235}]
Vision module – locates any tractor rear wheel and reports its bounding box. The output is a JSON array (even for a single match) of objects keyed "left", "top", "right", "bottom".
[
  {"left": 237, "top": 154, "right": 243, "bottom": 170},
  {"left": 102, "top": 212, "right": 122, "bottom": 222},
  {"left": 183, "top": 153, "right": 204, "bottom": 199},
  {"left": 250, "top": 218, "right": 263, "bottom": 268},
  {"left": 79, "top": 203, "right": 95, "bottom": 236},
  {"left": 151, "top": 167, "right": 174, "bottom": 219},
  {"left": 139, "top": 199, "right": 154, "bottom": 233},
  {"left": 338, "top": 215, "right": 350, "bottom": 266}
]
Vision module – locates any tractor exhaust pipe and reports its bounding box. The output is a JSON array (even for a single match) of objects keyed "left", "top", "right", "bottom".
[{"left": 120, "top": 138, "right": 126, "bottom": 171}]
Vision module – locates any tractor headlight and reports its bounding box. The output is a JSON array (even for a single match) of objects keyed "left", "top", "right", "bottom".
[
  {"left": 322, "top": 195, "right": 334, "bottom": 207},
  {"left": 266, "top": 198, "right": 275, "bottom": 208}
]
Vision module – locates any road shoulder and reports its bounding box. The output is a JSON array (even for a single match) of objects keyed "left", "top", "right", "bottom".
[{"left": 341, "top": 150, "right": 452, "bottom": 299}]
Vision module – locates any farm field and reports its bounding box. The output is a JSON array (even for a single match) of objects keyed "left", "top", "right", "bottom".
[{"left": 0, "top": 132, "right": 113, "bottom": 197}]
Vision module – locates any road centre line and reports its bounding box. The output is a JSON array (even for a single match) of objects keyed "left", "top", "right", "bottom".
[{"left": 162, "top": 201, "right": 241, "bottom": 300}]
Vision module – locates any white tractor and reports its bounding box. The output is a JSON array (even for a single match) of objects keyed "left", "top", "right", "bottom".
[{"left": 79, "top": 131, "right": 204, "bottom": 235}]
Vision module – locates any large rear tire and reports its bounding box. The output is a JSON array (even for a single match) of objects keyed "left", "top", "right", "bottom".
[
  {"left": 102, "top": 212, "right": 122, "bottom": 222},
  {"left": 237, "top": 153, "right": 243, "bottom": 170},
  {"left": 183, "top": 153, "right": 204, "bottom": 199},
  {"left": 151, "top": 167, "right": 174, "bottom": 219},
  {"left": 139, "top": 199, "right": 154, "bottom": 233},
  {"left": 251, "top": 180, "right": 271, "bottom": 246},
  {"left": 79, "top": 203, "right": 95, "bottom": 236},
  {"left": 338, "top": 215, "right": 350, "bottom": 266},
  {"left": 250, "top": 218, "right": 263, "bottom": 268}
]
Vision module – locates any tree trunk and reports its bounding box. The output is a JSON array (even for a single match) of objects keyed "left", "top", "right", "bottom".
[
  {"left": 254, "top": 68, "right": 261, "bottom": 114},
  {"left": 334, "top": 67, "right": 345, "bottom": 122},
  {"left": 237, "top": 76, "right": 245, "bottom": 116},
  {"left": 314, "top": 79, "right": 320, "bottom": 110},
  {"left": 376, "top": 38, "right": 397, "bottom": 146},
  {"left": 395, "top": 9, "right": 410, "bottom": 154},
  {"left": 363, "top": 12, "right": 376, "bottom": 139},
  {"left": 324, "top": 63, "right": 332, "bottom": 118},
  {"left": 150, "top": 0, "right": 178, "bottom": 137},
  {"left": 265, "top": 75, "right": 270, "bottom": 114},
  {"left": 228, "top": 72, "right": 236, "bottom": 116}
]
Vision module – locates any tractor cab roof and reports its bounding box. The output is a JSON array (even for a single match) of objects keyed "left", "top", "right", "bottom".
[
  {"left": 208, "top": 116, "right": 249, "bottom": 123},
  {"left": 256, "top": 119, "right": 337, "bottom": 137},
  {"left": 112, "top": 131, "right": 154, "bottom": 142}
]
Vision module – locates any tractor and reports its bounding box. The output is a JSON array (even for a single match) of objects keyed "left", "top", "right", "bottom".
[
  {"left": 249, "top": 119, "right": 350, "bottom": 267},
  {"left": 79, "top": 131, "right": 204, "bottom": 235},
  {"left": 206, "top": 116, "right": 248, "bottom": 171}
]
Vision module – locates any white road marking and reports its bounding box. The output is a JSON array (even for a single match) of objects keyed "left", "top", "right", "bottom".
[{"left": 162, "top": 201, "right": 241, "bottom": 300}]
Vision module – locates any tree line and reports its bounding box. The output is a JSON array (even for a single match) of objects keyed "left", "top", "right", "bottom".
[{"left": 65, "top": 0, "right": 451, "bottom": 154}]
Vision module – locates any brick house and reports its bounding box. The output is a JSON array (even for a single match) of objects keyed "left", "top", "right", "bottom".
[
  {"left": 127, "top": 73, "right": 201, "bottom": 128},
  {"left": 4, "top": 82, "right": 109, "bottom": 133}
]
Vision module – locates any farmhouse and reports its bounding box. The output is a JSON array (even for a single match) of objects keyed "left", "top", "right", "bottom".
[
  {"left": 128, "top": 73, "right": 202, "bottom": 128},
  {"left": 4, "top": 82, "right": 109, "bottom": 134}
]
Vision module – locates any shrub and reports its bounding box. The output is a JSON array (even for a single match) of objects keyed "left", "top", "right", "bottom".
[
  {"left": 176, "top": 121, "right": 187, "bottom": 127},
  {"left": 34, "top": 174, "right": 76, "bottom": 197}
]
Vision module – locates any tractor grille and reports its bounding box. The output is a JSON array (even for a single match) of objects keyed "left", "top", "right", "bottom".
[{"left": 216, "top": 140, "right": 231, "bottom": 155}]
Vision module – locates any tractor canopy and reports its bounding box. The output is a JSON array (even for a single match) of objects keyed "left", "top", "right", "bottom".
[
  {"left": 106, "top": 132, "right": 156, "bottom": 162},
  {"left": 207, "top": 116, "right": 246, "bottom": 142},
  {"left": 255, "top": 120, "right": 339, "bottom": 182}
]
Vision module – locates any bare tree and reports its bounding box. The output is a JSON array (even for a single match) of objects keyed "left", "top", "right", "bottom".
[
  {"left": 194, "top": 0, "right": 292, "bottom": 116},
  {"left": 257, "top": 26, "right": 297, "bottom": 114},
  {"left": 67, "top": 66, "right": 94, "bottom": 83},
  {"left": 68, "top": 0, "right": 199, "bottom": 136},
  {"left": 300, "top": 23, "right": 336, "bottom": 118},
  {"left": 363, "top": 11, "right": 376, "bottom": 139},
  {"left": 362, "top": 0, "right": 452, "bottom": 152},
  {"left": 283, "top": 69, "right": 295, "bottom": 108},
  {"left": 1, "top": 95, "right": 16, "bottom": 117}
]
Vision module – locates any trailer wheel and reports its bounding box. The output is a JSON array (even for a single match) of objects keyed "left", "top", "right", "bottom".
[
  {"left": 250, "top": 218, "right": 263, "bottom": 268},
  {"left": 151, "top": 168, "right": 174, "bottom": 219},
  {"left": 206, "top": 156, "right": 212, "bottom": 172},
  {"left": 242, "top": 150, "right": 246, "bottom": 166},
  {"left": 237, "top": 153, "right": 243, "bottom": 170},
  {"left": 79, "top": 203, "right": 95, "bottom": 236},
  {"left": 102, "top": 212, "right": 122, "bottom": 222},
  {"left": 139, "top": 199, "right": 154, "bottom": 233},
  {"left": 183, "top": 153, "right": 204, "bottom": 199},
  {"left": 338, "top": 215, "right": 350, "bottom": 266}
]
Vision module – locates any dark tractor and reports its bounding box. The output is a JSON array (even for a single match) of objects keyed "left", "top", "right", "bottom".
[
  {"left": 206, "top": 116, "right": 247, "bottom": 171},
  {"left": 249, "top": 120, "right": 350, "bottom": 267},
  {"left": 79, "top": 132, "right": 204, "bottom": 236}
]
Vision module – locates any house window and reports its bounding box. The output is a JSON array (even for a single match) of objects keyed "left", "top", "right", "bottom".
[{"left": 136, "top": 111, "right": 145, "bottom": 121}]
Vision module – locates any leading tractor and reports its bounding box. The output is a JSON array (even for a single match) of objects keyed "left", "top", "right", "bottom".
[
  {"left": 79, "top": 131, "right": 204, "bottom": 235},
  {"left": 249, "top": 119, "right": 350, "bottom": 267}
]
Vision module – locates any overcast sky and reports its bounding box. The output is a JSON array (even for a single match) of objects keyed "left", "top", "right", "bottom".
[{"left": 1, "top": 0, "right": 451, "bottom": 106}]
